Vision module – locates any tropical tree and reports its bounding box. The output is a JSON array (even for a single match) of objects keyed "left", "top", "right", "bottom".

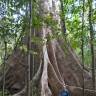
[{"left": 0, "top": 0, "right": 96, "bottom": 96}]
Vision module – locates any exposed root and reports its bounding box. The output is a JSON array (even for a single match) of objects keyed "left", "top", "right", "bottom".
[{"left": 41, "top": 27, "right": 52, "bottom": 96}]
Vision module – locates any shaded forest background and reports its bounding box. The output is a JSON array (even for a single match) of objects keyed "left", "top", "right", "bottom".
[{"left": 0, "top": 0, "right": 96, "bottom": 96}]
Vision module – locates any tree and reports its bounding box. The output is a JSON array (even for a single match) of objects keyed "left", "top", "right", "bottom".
[
  {"left": 0, "top": 0, "right": 96, "bottom": 96},
  {"left": 88, "top": 0, "right": 95, "bottom": 93}
]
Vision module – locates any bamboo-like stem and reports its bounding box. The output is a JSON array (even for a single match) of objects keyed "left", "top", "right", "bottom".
[
  {"left": 2, "top": 41, "right": 7, "bottom": 96},
  {"left": 81, "top": 0, "right": 85, "bottom": 96},
  {"left": 88, "top": 0, "right": 95, "bottom": 95},
  {"left": 27, "top": 0, "right": 32, "bottom": 96}
]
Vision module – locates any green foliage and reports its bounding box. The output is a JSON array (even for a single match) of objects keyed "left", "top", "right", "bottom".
[{"left": 63, "top": 0, "right": 96, "bottom": 65}]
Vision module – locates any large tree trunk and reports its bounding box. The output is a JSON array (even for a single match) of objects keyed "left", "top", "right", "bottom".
[{"left": 0, "top": 0, "right": 95, "bottom": 96}]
